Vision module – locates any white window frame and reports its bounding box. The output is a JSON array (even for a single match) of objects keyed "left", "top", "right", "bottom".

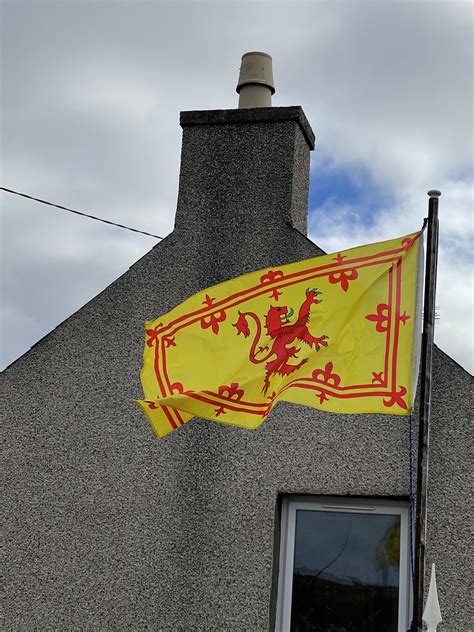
[{"left": 276, "top": 496, "right": 411, "bottom": 632}]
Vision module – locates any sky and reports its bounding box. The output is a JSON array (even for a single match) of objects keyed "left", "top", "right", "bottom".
[{"left": 1, "top": 0, "right": 473, "bottom": 374}]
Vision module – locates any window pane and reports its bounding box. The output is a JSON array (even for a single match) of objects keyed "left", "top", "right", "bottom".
[{"left": 291, "top": 509, "right": 401, "bottom": 632}]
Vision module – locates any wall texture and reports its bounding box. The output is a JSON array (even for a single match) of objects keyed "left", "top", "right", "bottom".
[{"left": 2, "top": 107, "right": 472, "bottom": 631}]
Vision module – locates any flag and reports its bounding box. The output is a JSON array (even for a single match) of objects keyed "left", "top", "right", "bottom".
[{"left": 137, "top": 231, "right": 423, "bottom": 437}]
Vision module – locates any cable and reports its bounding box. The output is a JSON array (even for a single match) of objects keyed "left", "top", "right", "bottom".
[{"left": 0, "top": 187, "right": 164, "bottom": 240}]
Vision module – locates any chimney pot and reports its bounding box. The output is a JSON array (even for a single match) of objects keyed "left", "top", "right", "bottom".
[{"left": 236, "top": 51, "right": 274, "bottom": 108}]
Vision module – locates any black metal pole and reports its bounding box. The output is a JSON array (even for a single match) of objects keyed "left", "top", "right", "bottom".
[{"left": 412, "top": 190, "right": 441, "bottom": 630}]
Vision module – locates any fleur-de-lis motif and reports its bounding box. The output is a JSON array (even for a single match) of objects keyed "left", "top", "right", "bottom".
[
  {"left": 269, "top": 288, "right": 282, "bottom": 301},
  {"left": 260, "top": 270, "right": 285, "bottom": 301},
  {"left": 401, "top": 235, "right": 418, "bottom": 251},
  {"left": 372, "top": 371, "right": 385, "bottom": 384},
  {"left": 315, "top": 389, "right": 329, "bottom": 404},
  {"left": 328, "top": 268, "right": 358, "bottom": 292},
  {"left": 333, "top": 253, "right": 346, "bottom": 265},
  {"left": 383, "top": 385, "right": 408, "bottom": 410},
  {"left": 312, "top": 361, "right": 341, "bottom": 387},
  {"left": 145, "top": 323, "right": 164, "bottom": 347},
  {"left": 399, "top": 310, "right": 410, "bottom": 325},
  {"left": 215, "top": 406, "right": 226, "bottom": 417},
  {"left": 202, "top": 294, "right": 215, "bottom": 307},
  {"left": 143, "top": 400, "right": 158, "bottom": 410},
  {"left": 218, "top": 382, "right": 244, "bottom": 401},
  {"left": 201, "top": 310, "right": 226, "bottom": 335},
  {"left": 163, "top": 335, "right": 176, "bottom": 348},
  {"left": 260, "top": 269, "right": 284, "bottom": 285},
  {"left": 200, "top": 294, "right": 226, "bottom": 334},
  {"left": 170, "top": 382, "right": 184, "bottom": 394},
  {"left": 366, "top": 303, "right": 390, "bottom": 332}
]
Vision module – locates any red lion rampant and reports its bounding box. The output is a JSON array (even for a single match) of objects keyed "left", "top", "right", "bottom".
[{"left": 233, "top": 289, "right": 329, "bottom": 393}]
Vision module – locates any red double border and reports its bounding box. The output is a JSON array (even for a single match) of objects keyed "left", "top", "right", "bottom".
[{"left": 149, "top": 237, "right": 419, "bottom": 430}]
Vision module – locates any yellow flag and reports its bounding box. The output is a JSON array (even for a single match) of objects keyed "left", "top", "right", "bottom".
[{"left": 137, "top": 231, "right": 423, "bottom": 437}]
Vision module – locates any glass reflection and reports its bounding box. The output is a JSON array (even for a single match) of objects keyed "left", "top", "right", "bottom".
[{"left": 291, "top": 510, "right": 400, "bottom": 632}]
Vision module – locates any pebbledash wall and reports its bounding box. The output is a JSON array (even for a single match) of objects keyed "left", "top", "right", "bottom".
[{"left": 3, "top": 106, "right": 472, "bottom": 630}]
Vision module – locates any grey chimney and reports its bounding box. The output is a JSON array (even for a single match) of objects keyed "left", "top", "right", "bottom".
[{"left": 173, "top": 53, "right": 316, "bottom": 276}]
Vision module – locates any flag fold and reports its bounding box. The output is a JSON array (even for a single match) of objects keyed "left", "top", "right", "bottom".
[{"left": 137, "top": 232, "right": 422, "bottom": 437}]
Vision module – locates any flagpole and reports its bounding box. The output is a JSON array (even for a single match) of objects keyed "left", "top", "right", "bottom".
[{"left": 412, "top": 190, "right": 441, "bottom": 631}]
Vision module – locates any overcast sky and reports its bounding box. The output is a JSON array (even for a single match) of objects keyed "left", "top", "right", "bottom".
[{"left": 1, "top": 0, "right": 473, "bottom": 373}]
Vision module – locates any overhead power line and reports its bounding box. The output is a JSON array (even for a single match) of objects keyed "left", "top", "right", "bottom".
[{"left": 0, "top": 187, "right": 164, "bottom": 240}]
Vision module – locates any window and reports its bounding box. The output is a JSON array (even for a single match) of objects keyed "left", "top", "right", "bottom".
[{"left": 276, "top": 497, "right": 410, "bottom": 632}]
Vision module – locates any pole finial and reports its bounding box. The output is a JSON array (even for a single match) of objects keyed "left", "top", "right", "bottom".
[
  {"left": 427, "top": 190, "right": 441, "bottom": 198},
  {"left": 422, "top": 563, "right": 442, "bottom": 631}
]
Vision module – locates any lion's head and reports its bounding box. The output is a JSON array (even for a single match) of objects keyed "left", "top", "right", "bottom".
[{"left": 265, "top": 305, "right": 294, "bottom": 335}]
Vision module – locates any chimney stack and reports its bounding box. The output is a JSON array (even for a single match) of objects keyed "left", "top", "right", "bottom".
[
  {"left": 173, "top": 53, "right": 315, "bottom": 284},
  {"left": 236, "top": 51, "right": 275, "bottom": 108}
]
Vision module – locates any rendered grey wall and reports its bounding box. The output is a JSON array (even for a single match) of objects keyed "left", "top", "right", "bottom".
[{"left": 2, "top": 107, "right": 472, "bottom": 631}]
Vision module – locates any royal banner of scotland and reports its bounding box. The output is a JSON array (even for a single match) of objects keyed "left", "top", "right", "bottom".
[{"left": 137, "top": 232, "right": 423, "bottom": 437}]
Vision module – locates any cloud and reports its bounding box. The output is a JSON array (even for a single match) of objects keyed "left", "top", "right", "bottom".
[
  {"left": 0, "top": 192, "right": 154, "bottom": 367},
  {"left": 309, "top": 178, "right": 474, "bottom": 372},
  {"left": 1, "top": 0, "right": 472, "bottom": 372}
]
